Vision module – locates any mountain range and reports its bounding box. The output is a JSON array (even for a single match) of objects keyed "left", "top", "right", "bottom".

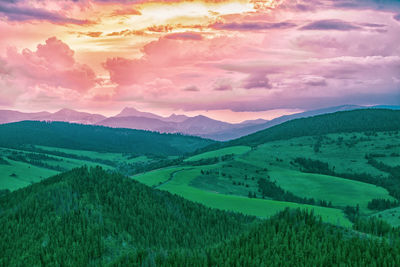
[
  {"left": 0, "top": 108, "right": 106, "bottom": 125},
  {"left": 0, "top": 105, "right": 397, "bottom": 141}
]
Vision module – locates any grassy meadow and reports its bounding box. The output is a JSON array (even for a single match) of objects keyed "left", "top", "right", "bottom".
[
  {"left": 1, "top": 129, "right": 399, "bottom": 229},
  {"left": 133, "top": 130, "right": 400, "bottom": 227}
]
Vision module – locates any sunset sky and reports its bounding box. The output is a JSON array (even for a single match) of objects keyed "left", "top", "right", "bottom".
[{"left": 0, "top": 0, "right": 399, "bottom": 122}]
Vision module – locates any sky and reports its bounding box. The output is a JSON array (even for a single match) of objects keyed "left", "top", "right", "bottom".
[{"left": 0, "top": 0, "right": 399, "bottom": 122}]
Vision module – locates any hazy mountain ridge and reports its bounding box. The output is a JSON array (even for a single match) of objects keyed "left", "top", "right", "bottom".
[
  {"left": 1, "top": 105, "right": 399, "bottom": 140},
  {"left": 0, "top": 108, "right": 106, "bottom": 125},
  {"left": 202, "top": 105, "right": 364, "bottom": 140}
]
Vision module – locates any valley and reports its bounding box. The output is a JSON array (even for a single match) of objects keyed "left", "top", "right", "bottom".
[{"left": 1, "top": 109, "right": 400, "bottom": 265}]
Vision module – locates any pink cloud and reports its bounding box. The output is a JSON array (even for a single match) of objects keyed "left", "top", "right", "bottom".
[
  {"left": 1, "top": 0, "right": 400, "bottom": 115},
  {"left": 0, "top": 1, "right": 89, "bottom": 24},
  {"left": 183, "top": 85, "right": 200, "bottom": 92},
  {"left": 103, "top": 35, "right": 248, "bottom": 89},
  {"left": 165, "top": 32, "right": 203, "bottom": 40},
  {"left": 1, "top": 37, "right": 97, "bottom": 96},
  {"left": 242, "top": 72, "right": 272, "bottom": 89}
]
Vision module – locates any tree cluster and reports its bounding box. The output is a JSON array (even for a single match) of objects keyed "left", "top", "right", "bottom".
[{"left": 111, "top": 209, "right": 400, "bottom": 266}]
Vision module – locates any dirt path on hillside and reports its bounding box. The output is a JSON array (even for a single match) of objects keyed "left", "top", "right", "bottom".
[{"left": 154, "top": 168, "right": 193, "bottom": 189}]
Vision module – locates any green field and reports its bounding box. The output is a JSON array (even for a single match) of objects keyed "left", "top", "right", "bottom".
[
  {"left": 0, "top": 159, "right": 58, "bottom": 191},
  {"left": 184, "top": 146, "right": 251, "bottom": 162},
  {"left": 133, "top": 130, "right": 400, "bottom": 228},
  {"left": 243, "top": 132, "right": 398, "bottom": 177},
  {"left": 1, "top": 128, "right": 399, "bottom": 230},
  {"left": 268, "top": 167, "right": 393, "bottom": 212},
  {"left": 372, "top": 207, "right": 400, "bottom": 227},
  {"left": 36, "top": 145, "right": 151, "bottom": 165},
  {"left": 134, "top": 165, "right": 352, "bottom": 227},
  {"left": 133, "top": 166, "right": 185, "bottom": 187},
  {"left": 0, "top": 146, "right": 152, "bottom": 191}
]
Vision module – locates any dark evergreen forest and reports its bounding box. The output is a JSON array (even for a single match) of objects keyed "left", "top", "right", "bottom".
[
  {"left": 1, "top": 167, "right": 400, "bottom": 266},
  {"left": 0, "top": 121, "right": 214, "bottom": 156}
]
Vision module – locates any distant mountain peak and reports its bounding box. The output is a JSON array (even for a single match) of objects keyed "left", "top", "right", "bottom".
[
  {"left": 166, "top": 113, "right": 189, "bottom": 122},
  {"left": 116, "top": 107, "right": 164, "bottom": 120},
  {"left": 55, "top": 108, "right": 79, "bottom": 114},
  {"left": 121, "top": 107, "right": 140, "bottom": 113}
]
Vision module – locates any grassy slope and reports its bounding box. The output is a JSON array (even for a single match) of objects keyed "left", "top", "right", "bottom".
[
  {"left": 36, "top": 145, "right": 151, "bottom": 164},
  {"left": 133, "top": 166, "right": 184, "bottom": 187},
  {"left": 0, "top": 160, "right": 58, "bottom": 191},
  {"left": 1, "top": 110, "right": 398, "bottom": 229},
  {"left": 184, "top": 146, "right": 251, "bottom": 162},
  {"left": 0, "top": 146, "right": 145, "bottom": 191},
  {"left": 134, "top": 130, "right": 399, "bottom": 227},
  {"left": 238, "top": 132, "right": 398, "bottom": 213},
  {"left": 268, "top": 167, "right": 393, "bottom": 211},
  {"left": 133, "top": 166, "right": 352, "bottom": 227},
  {"left": 372, "top": 207, "right": 400, "bottom": 227}
]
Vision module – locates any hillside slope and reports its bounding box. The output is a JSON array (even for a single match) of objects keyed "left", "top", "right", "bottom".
[
  {"left": 226, "top": 109, "right": 400, "bottom": 147},
  {"left": 113, "top": 209, "right": 400, "bottom": 266},
  {"left": 0, "top": 167, "right": 255, "bottom": 266},
  {"left": 203, "top": 105, "right": 362, "bottom": 140},
  {"left": 2, "top": 167, "right": 400, "bottom": 266}
]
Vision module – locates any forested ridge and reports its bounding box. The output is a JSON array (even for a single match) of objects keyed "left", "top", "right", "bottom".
[
  {"left": 0, "top": 167, "right": 255, "bottom": 266},
  {"left": 1, "top": 167, "right": 400, "bottom": 266},
  {"left": 0, "top": 121, "right": 214, "bottom": 156},
  {"left": 112, "top": 209, "right": 400, "bottom": 266},
  {"left": 200, "top": 109, "right": 400, "bottom": 152}
]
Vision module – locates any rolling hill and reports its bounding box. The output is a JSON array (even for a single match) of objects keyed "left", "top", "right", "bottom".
[
  {"left": 1, "top": 107, "right": 400, "bottom": 266},
  {"left": 0, "top": 167, "right": 256, "bottom": 266},
  {"left": 134, "top": 108, "right": 400, "bottom": 228},
  {"left": 1, "top": 167, "right": 399, "bottom": 266},
  {"left": 214, "top": 108, "right": 400, "bottom": 148},
  {"left": 202, "top": 104, "right": 363, "bottom": 140}
]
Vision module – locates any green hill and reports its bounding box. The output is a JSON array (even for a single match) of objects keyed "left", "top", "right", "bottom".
[
  {"left": 134, "top": 110, "right": 400, "bottom": 228},
  {"left": 0, "top": 121, "right": 214, "bottom": 156},
  {"left": 113, "top": 209, "right": 400, "bottom": 266},
  {"left": 2, "top": 167, "right": 400, "bottom": 266},
  {"left": 0, "top": 167, "right": 255, "bottom": 266},
  {"left": 203, "top": 109, "right": 400, "bottom": 150}
]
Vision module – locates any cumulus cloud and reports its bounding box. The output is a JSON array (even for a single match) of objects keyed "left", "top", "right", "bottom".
[
  {"left": 214, "top": 84, "right": 233, "bottom": 91},
  {"left": 2, "top": 0, "right": 400, "bottom": 114},
  {"left": 78, "top": 31, "right": 103, "bottom": 38},
  {"left": 212, "top": 78, "right": 234, "bottom": 91},
  {"left": 165, "top": 32, "right": 203, "bottom": 40},
  {"left": 300, "top": 19, "right": 361, "bottom": 31},
  {"left": 0, "top": 1, "right": 88, "bottom": 24},
  {"left": 279, "top": 0, "right": 400, "bottom": 13},
  {"left": 242, "top": 73, "right": 272, "bottom": 89},
  {"left": 111, "top": 8, "right": 141, "bottom": 16},
  {"left": 103, "top": 35, "right": 245, "bottom": 87},
  {"left": 212, "top": 21, "right": 296, "bottom": 31},
  {"left": 1, "top": 37, "right": 97, "bottom": 92},
  {"left": 333, "top": 0, "right": 400, "bottom": 11},
  {"left": 302, "top": 76, "right": 327, "bottom": 87},
  {"left": 183, "top": 85, "right": 200, "bottom": 92},
  {"left": 147, "top": 25, "right": 173, "bottom": 33}
]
